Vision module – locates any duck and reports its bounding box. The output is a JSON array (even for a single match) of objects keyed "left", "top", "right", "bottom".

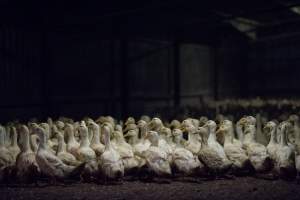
[
  {"left": 87, "top": 121, "right": 105, "bottom": 156},
  {"left": 158, "top": 127, "right": 173, "bottom": 163},
  {"left": 294, "top": 132, "right": 300, "bottom": 182},
  {"left": 65, "top": 123, "right": 80, "bottom": 157},
  {"left": 34, "top": 126, "right": 85, "bottom": 182},
  {"left": 172, "top": 128, "right": 204, "bottom": 175},
  {"left": 142, "top": 131, "right": 172, "bottom": 176},
  {"left": 275, "top": 122, "right": 296, "bottom": 178},
  {"left": 0, "top": 125, "right": 14, "bottom": 182},
  {"left": 206, "top": 120, "right": 229, "bottom": 159},
  {"left": 181, "top": 120, "right": 201, "bottom": 155},
  {"left": 8, "top": 126, "right": 20, "bottom": 162},
  {"left": 264, "top": 121, "right": 279, "bottom": 167},
  {"left": 15, "top": 125, "right": 40, "bottom": 183},
  {"left": 236, "top": 119, "right": 245, "bottom": 143},
  {"left": 216, "top": 120, "right": 251, "bottom": 173},
  {"left": 40, "top": 123, "right": 56, "bottom": 154},
  {"left": 99, "top": 122, "right": 124, "bottom": 180},
  {"left": 54, "top": 129, "right": 81, "bottom": 166},
  {"left": 111, "top": 125, "right": 139, "bottom": 173},
  {"left": 198, "top": 125, "right": 232, "bottom": 176},
  {"left": 76, "top": 122, "right": 96, "bottom": 162},
  {"left": 242, "top": 118, "right": 271, "bottom": 173},
  {"left": 256, "top": 113, "right": 268, "bottom": 146}
]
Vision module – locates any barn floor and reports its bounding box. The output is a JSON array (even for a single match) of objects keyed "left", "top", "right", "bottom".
[{"left": 1, "top": 177, "right": 300, "bottom": 200}]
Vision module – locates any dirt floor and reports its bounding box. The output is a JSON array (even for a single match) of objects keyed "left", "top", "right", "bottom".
[{"left": 1, "top": 177, "right": 300, "bottom": 200}]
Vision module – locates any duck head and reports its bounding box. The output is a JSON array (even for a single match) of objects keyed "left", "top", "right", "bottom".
[
  {"left": 263, "top": 121, "right": 277, "bottom": 135},
  {"left": 172, "top": 128, "right": 183, "bottom": 144},
  {"left": 199, "top": 116, "right": 208, "bottom": 127},
  {"left": 146, "top": 131, "right": 159, "bottom": 146},
  {"left": 140, "top": 115, "right": 151, "bottom": 123},
  {"left": 125, "top": 117, "right": 135, "bottom": 126},
  {"left": 148, "top": 118, "right": 163, "bottom": 131},
  {"left": 181, "top": 119, "right": 196, "bottom": 133},
  {"left": 204, "top": 120, "right": 217, "bottom": 133},
  {"left": 56, "top": 121, "right": 65, "bottom": 131},
  {"left": 160, "top": 127, "right": 172, "bottom": 142}
]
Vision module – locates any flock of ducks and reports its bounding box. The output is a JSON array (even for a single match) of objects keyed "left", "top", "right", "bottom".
[{"left": 1, "top": 114, "right": 300, "bottom": 185}]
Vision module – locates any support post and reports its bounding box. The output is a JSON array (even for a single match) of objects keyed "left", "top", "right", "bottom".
[
  {"left": 120, "top": 38, "right": 129, "bottom": 120},
  {"left": 173, "top": 40, "right": 180, "bottom": 107}
]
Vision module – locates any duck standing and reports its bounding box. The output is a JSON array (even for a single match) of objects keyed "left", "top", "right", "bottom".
[{"left": 15, "top": 125, "right": 40, "bottom": 183}]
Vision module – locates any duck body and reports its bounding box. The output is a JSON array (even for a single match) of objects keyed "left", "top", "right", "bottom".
[
  {"left": 143, "top": 131, "right": 171, "bottom": 176},
  {"left": 275, "top": 123, "right": 296, "bottom": 178},
  {"left": 243, "top": 124, "right": 271, "bottom": 173},
  {"left": 99, "top": 123, "right": 124, "bottom": 179},
  {"left": 35, "top": 126, "right": 84, "bottom": 180},
  {"left": 219, "top": 121, "right": 251, "bottom": 172},
  {"left": 15, "top": 125, "right": 40, "bottom": 183},
  {"left": 198, "top": 123, "right": 232, "bottom": 175},
  {"left": 76, "top": 123, "right": 96, "bottom": 162}
]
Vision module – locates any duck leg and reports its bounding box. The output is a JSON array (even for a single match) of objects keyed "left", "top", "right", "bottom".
[{"left": 296, "top": 171, "right": 300, "bottom": 184}]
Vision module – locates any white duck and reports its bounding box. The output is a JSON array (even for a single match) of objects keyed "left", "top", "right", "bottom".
[
  {"left": 275, "top": 122, "right": 296, "bottom": 178},
  {"left": 112, "top": 125, "right": 139, "bottom": 173},
  {"left": 55, "top": 130, "right": 81, "bottom": 166},
  {"left": 65, "top": 123, "right": 80, "bottom": 157},
  {"left": 15, "top": 125, "right": 40, "bottom": 183},
  {"left": 87, "top": 121, "right": 105, "bottom": 156},
  {"left": 181, "top": 119, "right": 201, "bottom": 155},
  {"left": 0, "top": 125, "right": 14, "bottom": 182},
  {"left": 142, "top": 131, "right": 172, "bottom": 176},
  {"left": 40, "top": 123, "right": 56, "bottom": 154},
  {"left": 256, "top": 113, "right": 268, "bottom": 146},
  {"left": 264, "top": 121, "right": 279, "bottom": 166},
  {"left": 172, "top": 128, "right": 203, "bottom": 175},
  {"left": 198, "top": 125, "right": 232, "bottom": 176},
  {"left": 216, "top": 120, "right": 251, "bottom": 172},
  {"left": 76, "top": 122, "right": 96, "bottom": 162},
  {"left": 99, "top": 122, "right": 124, "bottom": 179},
  {"left": 35, "top": 126, "right": 85, "bottom": 181},
  {"left": 159, "top": 127, "right": 173, "bottom": 163},
  {"left": 8, "top": 126, "right": 20, "bottom": 162},
  {"left": 242, "top": 118, "right": 271, "bottom": 173}
]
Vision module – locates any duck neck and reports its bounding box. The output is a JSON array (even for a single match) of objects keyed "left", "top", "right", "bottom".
[
  {"left": 91, "top": 127, "right": 101, "bottom": 145},
  {"left": 294, "top": 121, "right": 300, "bottom": 144},
  {"left": 21, "top": 131, "right": 31, "bottom": 152},
  {"left": 0, "top": 129, "right": 5, "bottom": 147},
  {"left": 208, "top": 127, "right": 217, "bottom": 141},
  {"left": 188, "top": 129, "right": 197, "bottom": 142},
  {"left": 256, "top": 114, "right": 262, "bottom": 133},
  {"left": 280, "top": 127, "right": 288, "bottom": 146},
  {"left": 11, "top": 128, "right": 18, "bottom": 147},
  {"left": 80, "top": 133, "right": 90, "bottom": 148},
  {"left": 140, "top": 126, "right": 148, "bottom": 139},
  {"left": 128, "top": 135, "right": 139, "bottom": 145},
  {"left": 67, "top": 129, "right": 77, "bottom": 144},
  {"left": 269, "top": 129, "right": 277, "bottom": 145},
  {"left": 57, "top": 135, "right": 66, "bottom": 153},
  {"left": 103, "top": 127, "right": 112, "bottom": 150},
  {"left": 224, "top": 130, "right": 233, "bottom": 144},
  {"left": 38, "top": 132, "right": 48, "bottom": 150},
  {"left": 236, "top": 125, "right": 244, "bottom": 142}
]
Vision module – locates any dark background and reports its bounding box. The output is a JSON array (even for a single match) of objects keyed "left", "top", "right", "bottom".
[{"left": 1, "top": 0, "right": 300, "bottom": 122}]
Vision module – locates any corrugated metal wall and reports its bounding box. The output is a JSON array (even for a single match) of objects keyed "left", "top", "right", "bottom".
[
  {"left": 0, "top": 26, "right": 218, "bottom": 121},
  {"left": 0, "top": 27, "right": 43, "bottom": 121}
]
